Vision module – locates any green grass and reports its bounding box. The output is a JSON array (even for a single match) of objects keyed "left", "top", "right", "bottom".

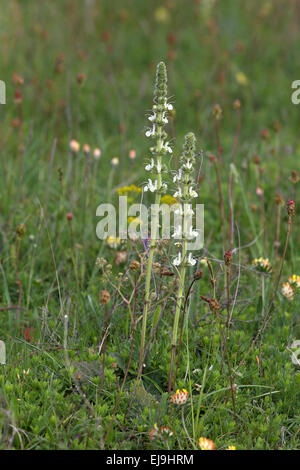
[{"left": 1, "top": 0, "right": 300, "bottom": 450}]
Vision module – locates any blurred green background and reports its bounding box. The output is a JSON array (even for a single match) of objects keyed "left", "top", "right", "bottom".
[{"left": 1, "top": 0, "right": 300, "bottom": 164}]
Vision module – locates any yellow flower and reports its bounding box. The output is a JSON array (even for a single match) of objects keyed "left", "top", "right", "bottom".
[
  {"left": 199, "top": 437, "right": 216, "bottom": 450},
  {"left": 170, "top": 389, "right": 189, "bottom": 405},
  {"left": 154, "top": 6, "right": 170, "bottom": 23},
  {"left": 106, "top": 236, "right": 121, "bottom": 249},
  {"left": 149, "top": 423, "right": 158, "bottom": 440},
  {"left": 288, "top": 274, "right": 300, "bottom": 288},
  {"left": 235, "top": 72, "right": 248, "bottom": 86},
  {"left": 128, "top": 216, "right": 142, "bottom": 226},
  {"left": 161, "top": 195, "right": 179, "bottom": 206},
  {"left": 252, "top": 257, "right": 272, "bottom": 273},
  {"left": 227, "top": 445, "right": 236, "bottom": 450},
  {"left": 117, "top": 184, "right": 142, "bottom": 196},
  {"left": 149, "top": 423, "right": 174, "bottom": 440}
]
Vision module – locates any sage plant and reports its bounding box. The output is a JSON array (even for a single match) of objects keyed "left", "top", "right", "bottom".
[
  {"left": 169, "top": 132, "right": 198, "bottom": 392},
  {"left": 139, "top": 62, "right": 172, "bottom": 370}
]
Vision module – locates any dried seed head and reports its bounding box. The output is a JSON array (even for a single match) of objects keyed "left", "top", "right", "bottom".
[
  {"left": 233, "top": 99, "right": 241, "bottom": 110},
  {"left": 77, "top": 73, "right": 86, "bottom": 85},
  {"left": 224, "top": 250, "right": 232, "bottom": 267},
  {"left": 96, "top": 257, "right": 107, "bottom": 269},
  {"left": 101, "top": 30, "right": 111, "bottom": 43},
  {"left": 253, "top": 154, "right": 260, "bottom": 165},
  {"left": 208, "top": 153, "right": 217, "bottom": 163},
  {"left": 274, "top": 193, "right": 284, "bottom": 206},
  {"left": 212, "top": 103, "right": 222, "bottom": 120},
  {"left": 272, "top": 120, "right": 281, "bottom": 133},
  {"left": 161, "top": 269, "right": 175, "bottom": 277},
  {"left": 16, "top": 223, "right": 26, "bottom": 239},
  {"left": 166, "top": 32, "right": 176, "bottom": 46},
  {"left": 260, "top": 128, "right": 270, "bottom": 140},
  {"left": 12, "top": 73, "right": 24, "bottom": 86},
  {"left": 14, "top": 89, "right": 22, "bottom": 104},
  {"left": 193, "top": 270, "right": 203, "bottom": 280},
  {"left": 287, "top": 199, "right": 295, "bottom": 218},
  {"left": 114, "top": 250, "right": 127, "bottom": 266},
  {"left": 83, "top": 144, "right": 90, "bottom": 155},
  {"left": 129, "top": 260, "right": 140, "bottom": 272},
  {"left": 153, "top": 262, "right": 161, "bottom": 273},
  {"left": 11, "top": 118, "right": 21, "bottom": 128},
  {"left": 99, "top": 290, "right": 111, "bottom": 305},
  {"left": 201, "top": 296, "right": 219, "bottom": 314},
  {"left": 290, "top": 170, "right": 299, "bottom": 184}
]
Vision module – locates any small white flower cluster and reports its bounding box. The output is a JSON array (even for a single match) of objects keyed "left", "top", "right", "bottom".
[
  {"left": 172, "top": 133, "right": 199, "bottom": 267},
  {"left": 144, "top": 63, "right": 173, "bottom": 195},
  {"left": 173, "top": 251, "right": 197, "bottom": 267},
  {"left": 144, "top": 178, "right": 168, "bottom": 193}
]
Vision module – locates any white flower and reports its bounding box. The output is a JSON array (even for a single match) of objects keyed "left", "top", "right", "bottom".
[
  {"left": 172, "top": 225, "right": 182, "bottom": 238},
  {"left": 162, "top": 114, "right": 168, "bottom": 124},
  {"left": 145, "top": 125, "right": 156, "bottom": 137},
  {"left": 174, "top": 205, "right": 183, "bottom": 216},
  {"left": 173, "top": 170, "right": 182, "bottom": 183},
  {"left": 173, "top": 252, "right": 182, "bottom": 266},
  {"left": 145, "top": 159, "right": 155, "bottom": 171},
  {"left": 189, "top": 187, "right": 198, "bottom": 198},
  {"left": 111, "top": 157, "right": 119, "bottom": 166},
  {"left": 188, "top": 225, "right": 198, "bottom": 238},
  {"left": 156, "top": 161, "right": 162, "bottom": 173},
  {"left": 163, "top": 141, "right": 172, "bottom": 153},
  {"left": 148, "top": 112, "right": 156, "bottom": 122},
  {"left": 187, "top": 253, "right": 197, "bottom": 266},
  {"left": 144, "top": 178, "right": 158, "bottom": 192},
  {"left": 184, "top": 204, "right": 194, "bottom": 216},
  {"left": 183, "top": 159, "right": 193, "bottom": 170},
  {"left": 164, "top": 99, "right": 173, "bottom": 111},
  {"left": 174, "top": 188, "right": 182, "bottom": 198}
]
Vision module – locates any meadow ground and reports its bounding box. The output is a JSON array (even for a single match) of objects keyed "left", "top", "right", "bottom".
[{"left": 0, "top": 0, "right": 300, "bottom": 451}]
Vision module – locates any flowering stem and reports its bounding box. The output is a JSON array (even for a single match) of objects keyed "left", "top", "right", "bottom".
[
  {"left": 139, "top": 188, "right": 161, "bottom": 370},
  {"left": 173, "top": 278, "right": 196, "bottom": 390},
  {"left": 139, "top": 62, "right": 170, "bottom": 375},
  {"left": 168, "top": 176, "right": 188, "bottom": 394},
  {"left": 168, "top": 133, "right": 197, "bottom": 393}
]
